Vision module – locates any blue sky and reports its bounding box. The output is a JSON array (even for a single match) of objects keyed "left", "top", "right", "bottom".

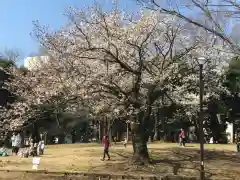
[{"left": 0, "top": 0, "right": 139, "bottom": 64}]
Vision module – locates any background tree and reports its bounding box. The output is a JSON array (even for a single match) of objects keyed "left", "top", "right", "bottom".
[
  {"left": 0, "top": 50, "right": 20, "bottom": 116},
  {"left": 222, "top": 56, "right": 240, "bottom": 126},
  {"left": 224, "top": 56, "right": 240, "bottom": 95},
  {"left": 0, "top": 58, "right": 15, "bottom": 131},
  {"left": 0, "top": 50, "right": 21, "bottom": 145}
]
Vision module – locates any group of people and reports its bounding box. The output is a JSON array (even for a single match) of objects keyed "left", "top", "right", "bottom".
[
  {"left": 0, "top": 132, "right": 23, "bottom": 157},
  {"left": 178, "top": 128, "right": 240, "bottom": 153},
  {"left": 11, "top": 132, "right": 45, "bottom": 158}
]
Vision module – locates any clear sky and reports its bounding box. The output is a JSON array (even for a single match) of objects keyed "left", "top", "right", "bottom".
[{"left": 0, "top": 0, "right": 139, "bottom": 63}]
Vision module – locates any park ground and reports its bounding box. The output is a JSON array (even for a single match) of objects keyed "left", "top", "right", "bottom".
[{"left": 0, "top": 143, "right": 239, "bottom": 179}]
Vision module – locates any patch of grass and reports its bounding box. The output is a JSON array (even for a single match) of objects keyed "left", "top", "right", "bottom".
[
  {"left": 48, "top": 143, "right": 101, "bottom": 149},
  {"left": 0, "top": 172, "right": 66, "bottom": 180},
  {"left": 0, "top": 143, "right": 238, "bottom": 179}
]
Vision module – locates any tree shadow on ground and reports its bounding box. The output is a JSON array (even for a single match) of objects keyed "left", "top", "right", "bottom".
[
  {"left": 151, "top": 147, "right": 240, "bottom": 179},
  {"left": 92, "top": 147, "right": 240, "bottom": 179}
]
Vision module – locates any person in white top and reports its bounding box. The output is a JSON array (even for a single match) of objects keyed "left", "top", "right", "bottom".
[
  {"left": 11, "top": 132, "right": 17, "bottom": 155},
  {"left": 209, "top": 137, "right": 214, "bottom": 144},
  {"left": 123, "top": 137, "right": 127, "bottom": 148},
  {"left": 11, "top": 132, "right": 22, "bottom": 155},
  {"left": 54, "top": 137, "right": 59, "bottom": 144},
  {"left": 38, "top": 140, "right": 45, "bottom": 155}
]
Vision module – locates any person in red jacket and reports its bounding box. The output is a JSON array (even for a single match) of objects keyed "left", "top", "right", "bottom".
[
  {"left": 101, "top": 135, "right": 110, "bottom": 161},
  {"left": 179, "top": 128, "right": 186, "bottom": 147}
]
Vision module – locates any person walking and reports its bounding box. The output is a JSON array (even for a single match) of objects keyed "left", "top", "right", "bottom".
[
  {"left": 11, "top": 132, "right": 17, "bottom": 155},
  {"left": 15, "top": 132, "right": 22, "bottom": 155},
  {"left": 71, "top": 129, "right": 76, "bottom": 144},
  {"left": 38, "top": 140, "right": 45, "bottom": 155},
  {"left": 179, "top": 128, "right": 186, "bottom": 147},
  {"left": 11, "top": 132, "right": 22, "bottom": 155},
  {"left": 101, "top": 135, "right": 110, "bottom": 161},
  {"left": 236, "top": 129, "right": 240, "bottom": 152},
  {"left": 123, "top": 137, "right": 127, "bottom": 148}
]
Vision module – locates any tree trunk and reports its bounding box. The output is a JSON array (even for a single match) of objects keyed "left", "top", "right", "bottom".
[
  {"left": 154, "top": 105, "right": 160, "bottom": 141},
  {"left": 32, "top": 122, "right": 40, "bottom": 143},
  {"left": 154, "top": 114, "right": 159, "bottom": 141},
  {"left": 98, "top": 121, "right": 102, "bottom": 141},
  {"left": 107, "top": 119, "right": 112, "bottom": 143},
  {"left": 126, "top": 122, "right": 129, "bottom": 142},
  {"left": 131, "top": 123, "right": 150, "bottom": 165}
]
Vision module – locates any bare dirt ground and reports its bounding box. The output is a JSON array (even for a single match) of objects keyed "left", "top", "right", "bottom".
[{"left": 0, "top": 143, "right": 239, "bottom": 179}]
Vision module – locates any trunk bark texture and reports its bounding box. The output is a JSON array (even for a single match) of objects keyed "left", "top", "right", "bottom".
[
  {"left": 131, "top": 123, "right": 150, "bottom": 165},
  {"left": 33, "top": 122, "right": 40, "bottom": 143},
  {"left": 154, "top": 114, "right": 159, "bottom": 141},
  {"left": 131, "top": 100, "right": 152, "bottom": 165}
]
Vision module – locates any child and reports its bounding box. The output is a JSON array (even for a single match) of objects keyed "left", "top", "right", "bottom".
[
  {"left": 20, "top": 147, "right": 29, "bottom": 158},
  {"left": 23, "top": 147, "right": 29, "bottom": 158},
  {"left": 29, "top": 142, "right": 37, "bottom": 157},
  {"left": 18, "top": 148, "right": 24, "bottom": 157}
]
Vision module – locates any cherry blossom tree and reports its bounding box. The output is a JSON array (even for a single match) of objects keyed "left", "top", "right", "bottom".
[
  {"left": 0, "top": 51, "right": 23, "bottom": 132},
  {"left": 1, "top": 56, "right": 86, "bottom": 130},
  {"left": 137, "top": 0, "right": 240, "bottom": 53},
  {"left": 3, "top": 4, "right": 233, "bottom": 164}
]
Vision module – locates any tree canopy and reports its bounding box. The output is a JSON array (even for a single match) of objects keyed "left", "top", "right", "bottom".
[{"left": 1, "top": 4, "right": 235, "bottom": 164}]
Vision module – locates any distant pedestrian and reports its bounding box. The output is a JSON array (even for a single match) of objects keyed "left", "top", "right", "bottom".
[
  {"left": 11, "top": 132, "right": 17, "bottom": 155},
  {"left": 101, "top": 135, "right": 110, "bottom": 161},
  {"left": 236, "top": 130, "right": 240, "bottom": 152},
  {"left": 179, "top": 128, "right": 186, "bottom": 147},
  {"left": 112, "top": 136, "right": 117, "bottom": 145},
  {"left": 123, "top": 137, "right": 127, "bottom": 148},
  {"left": 114, "top": 136, "right": 117, "bottom": 145},
  {"left": 0, "top": 142, "right": 8, "bottom": 157},
  {"left": 38, "top": 140, "right": 45, "bottom": 155},
  {"left": 16, "top": 132, "right": 22, "bottom": 147},
  {"left": 29, "top": 142, "right": 37, "bottom": 157},
  {"left": 71, "top": 129, "right": 76, "bottom": 144},
  {"left": 11, "top": 132, "right": 22, "bottom": 155},
  {"left": 40, "top": 133, "right": 43, "bottom": 141},
  {"left": 54, "top": 137, "right": 59, "bottom": 144},
  {"left": 21, "top": 147, "right": 29, "bottom": 158},
  {"left": 209, "top": 137, "right": 214, "bottom": 144}
]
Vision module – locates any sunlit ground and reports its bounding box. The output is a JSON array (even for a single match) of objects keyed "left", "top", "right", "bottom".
[{"left": 0, "top": 143, "right": 239, "bottom": 179}]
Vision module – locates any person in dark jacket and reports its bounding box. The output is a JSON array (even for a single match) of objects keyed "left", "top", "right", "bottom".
[
  {"left": 101, "top": 135, "right": 110, "bottom": 161},
  {"left": 236, "top": 130, "right": 240, "bottom": 152}
]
